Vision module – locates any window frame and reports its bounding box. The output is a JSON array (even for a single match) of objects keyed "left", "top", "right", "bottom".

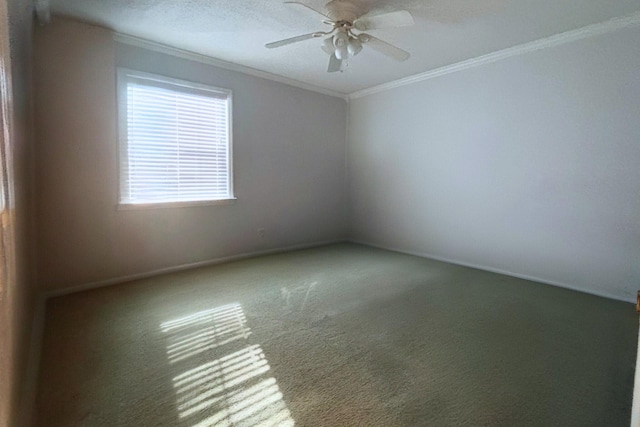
[{"left": 116, "top": 68, "right": 235, "bottom": 209}]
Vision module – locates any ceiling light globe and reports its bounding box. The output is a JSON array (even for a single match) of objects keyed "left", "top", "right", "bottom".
[
  {"left": 347, "top": 39, "right": 363, "bottom": 56},
  {"left": 333, "top": 31, "right": 349, "bottom": 49},
  {"left": 335, "top": 46, "right": 348, "bottom": 60},
  {"left": 322, "top": 37, "right": 335, "bottom": 55}
]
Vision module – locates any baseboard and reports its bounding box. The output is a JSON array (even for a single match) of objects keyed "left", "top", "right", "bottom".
[
  {"left": 348, "top": 238, "right": 634, "bottom": 304},
  {"left": 631, "top": 317, "right": 640, "bottom": 427},
  {"left": 45, "top": 239, "right": 347, "bottom": 298},
  {"left": 18, "top": 295, "right": 46, "bottom": 427}
]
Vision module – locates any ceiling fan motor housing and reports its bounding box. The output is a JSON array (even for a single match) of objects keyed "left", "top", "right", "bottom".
[{"left": 326, "top": 0, "right": 366, "bottom": 23}]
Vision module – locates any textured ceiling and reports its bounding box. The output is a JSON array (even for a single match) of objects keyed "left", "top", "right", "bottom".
[{"left": 50, "top": 0, "right": 640, "bottom": 95}]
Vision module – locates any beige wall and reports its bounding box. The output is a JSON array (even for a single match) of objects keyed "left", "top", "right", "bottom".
[
  {"left": 34, "top": 18, "right": 348, "bottom": 293},
  {"left": 1, "top": 0, "right": 35, "bottom": 425}
]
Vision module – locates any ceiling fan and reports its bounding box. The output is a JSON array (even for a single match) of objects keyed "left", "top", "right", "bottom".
[{"left": 266, "top": 0, "right": 415, "bottom": 73}]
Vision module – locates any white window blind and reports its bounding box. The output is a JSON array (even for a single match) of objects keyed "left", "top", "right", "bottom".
[{"left": 118, "top": 69, "right": 233, "bottom": 205}]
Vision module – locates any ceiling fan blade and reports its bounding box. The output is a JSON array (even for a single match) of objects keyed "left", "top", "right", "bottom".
[
  {"left": 354, "top": 10, "right": 414, "bottom": 31},
  {"left": 327, "top": 53, "right": 342, "bottom": 73},
  {"left": 266, "top": 32, "right": 322, "bottom": 49},
  {"left": 284, "top": 1, "right": 329, "bottom": 18},
  {"left": 358, "top": 33, "right": 410, "bottom": 61}
]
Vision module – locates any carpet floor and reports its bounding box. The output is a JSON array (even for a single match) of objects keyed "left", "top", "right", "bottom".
[{"left": 35, "top": 243, "right": 637, "bottom": 426}]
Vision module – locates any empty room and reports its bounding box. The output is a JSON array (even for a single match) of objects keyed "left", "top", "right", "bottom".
[{"left": 1, "top": 0, "right": 640, "bottom": 426}]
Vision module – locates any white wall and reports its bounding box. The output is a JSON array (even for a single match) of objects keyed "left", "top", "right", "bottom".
[
  {"left": 348, "top": 25, "right": 640, "bottom": 302},
  {"left": 34, "top": 18, "right": 348, "bottom": 293}
]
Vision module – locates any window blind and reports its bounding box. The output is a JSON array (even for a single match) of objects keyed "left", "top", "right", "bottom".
[{"left": 119, "top": 71, "right": 232, "bottom": 205}]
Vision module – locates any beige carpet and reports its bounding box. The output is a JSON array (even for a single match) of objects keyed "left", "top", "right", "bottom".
[{"left": 35, "top": 243, "right": 637, "bottom": 426}]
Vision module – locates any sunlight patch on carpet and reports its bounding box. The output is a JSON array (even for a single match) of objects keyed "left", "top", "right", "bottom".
[
  {"left": 161, "top": 304, "right": 252, "bottom": 363},
  {"left": 163, "top": 303, "right": 295, "bottom": 426}
]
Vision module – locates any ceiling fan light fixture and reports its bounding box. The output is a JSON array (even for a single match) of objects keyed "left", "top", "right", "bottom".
[
  {"left": 322, "top": 37, "right": 335, "bottom": 55},
  {"left": 266, "top": 2, "right": 414, "bottom": 72},
  {"left": 347, "top": 38, "right": 362, "bottom": 56},
  {"left": 335, "top": 45, "right": 348, "bottom": 60},
  {"left": 333, "top": 31, "right": 349, "bottom": 48}
]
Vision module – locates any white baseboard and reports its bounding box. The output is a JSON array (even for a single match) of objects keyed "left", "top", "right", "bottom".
[
  {"left": 631, "top": 317, "right": 640, "bottom": 427},
  {"left": 348, "top": 238, "right": 634, "bottom": 304},
  {"left": 45, "top": 239, "right": 346, "bottom": 298},
  {"left": 18, "top": 295, "right": 46, "bottom": 427}
]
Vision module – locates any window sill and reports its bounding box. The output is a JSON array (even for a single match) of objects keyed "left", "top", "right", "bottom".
[{"left": 117, "top": 198, "right": 237, "bottom": 210}]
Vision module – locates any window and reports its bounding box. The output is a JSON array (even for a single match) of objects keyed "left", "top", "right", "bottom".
[{"left": 117, "top": 69, "right": 233, "bottom": 207}]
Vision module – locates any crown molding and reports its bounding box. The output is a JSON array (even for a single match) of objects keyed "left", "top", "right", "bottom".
[
  {"left": 113, "top": 33, "right": 350, "bottom": 101},
  {"left": 111, "top": 11, "right": 640, "bottom": 102},
  {"left": 349, "top": 11, "right": 640, "bottom": 100}
]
